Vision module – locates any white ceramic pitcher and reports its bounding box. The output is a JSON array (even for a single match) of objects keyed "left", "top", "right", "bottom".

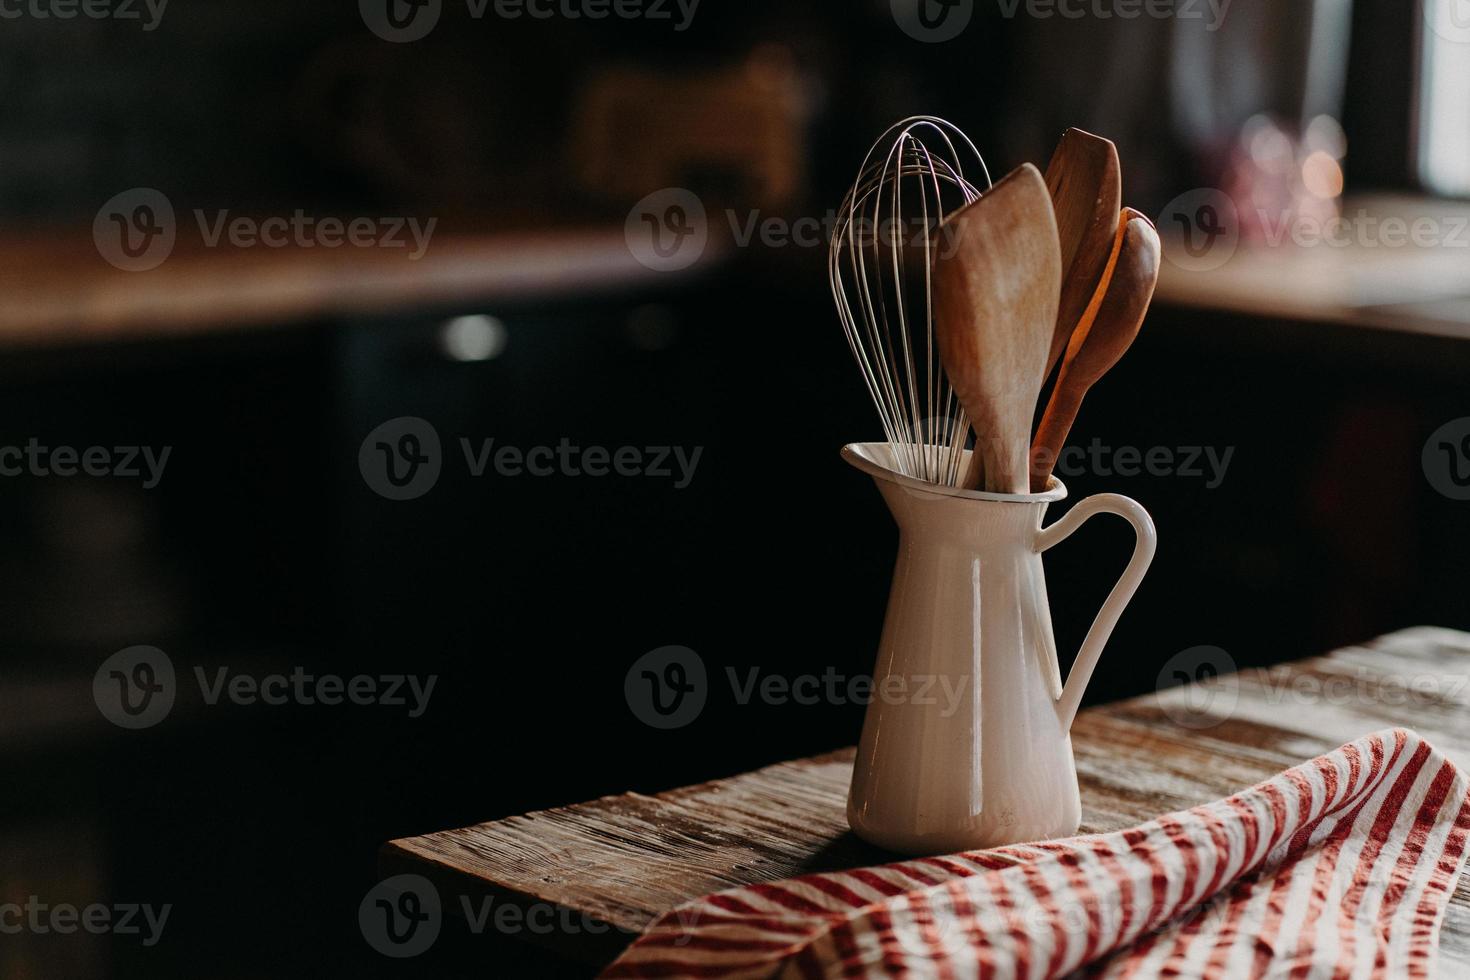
[{"left": 843, "top": 443, "right": 1156, "bottom": 855}]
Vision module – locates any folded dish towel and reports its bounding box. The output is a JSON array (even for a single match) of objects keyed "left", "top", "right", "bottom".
[{"left": 602, "top": 729, "right": 1469, "bottom": 979}]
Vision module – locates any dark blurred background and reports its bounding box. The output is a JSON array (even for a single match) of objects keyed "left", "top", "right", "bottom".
[{"left": 2, "top": 0, "right": 1468, "bottom": 976}]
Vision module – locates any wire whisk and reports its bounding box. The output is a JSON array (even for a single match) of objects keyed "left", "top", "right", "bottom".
[{"left": 830, "top": 116, "right": 992, "bottom": 486}]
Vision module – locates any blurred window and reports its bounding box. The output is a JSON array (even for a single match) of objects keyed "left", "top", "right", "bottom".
[{"left": 1419, "top": 0, "right": 1470, "bottom": 195}]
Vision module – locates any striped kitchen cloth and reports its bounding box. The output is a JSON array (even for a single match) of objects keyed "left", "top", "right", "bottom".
[{"left": 602, "top": 729, "right": 1470, "bottom": 979}]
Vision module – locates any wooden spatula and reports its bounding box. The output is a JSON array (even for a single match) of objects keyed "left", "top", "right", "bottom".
[
  {"left": 1043, "top": 129, "right": 1122, "bottom": 381},
  {"left": 1030, "top": 207, "right": 1160, "bottom": 491},
  {"left": 933, "top": 163, "right": 1061, "bottom": 494}
]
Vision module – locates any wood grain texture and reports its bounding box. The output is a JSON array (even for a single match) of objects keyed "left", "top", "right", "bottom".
[
  {"left": 1030, "top": 208, "right": 1160, "bottom": 491},
  {"left": 1043, "top": 129, "right": 1122, "bottom": 380},
  {"left": 931, "top": 163, "right": 1061, "bottom": 493},
  {"left": 382, "top": 627, "right": 1470, "bottom": 971}
]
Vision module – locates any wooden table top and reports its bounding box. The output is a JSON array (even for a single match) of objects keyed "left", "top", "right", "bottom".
[{"left": 381, "top": 627, "right": 1470, "bottom": 970}]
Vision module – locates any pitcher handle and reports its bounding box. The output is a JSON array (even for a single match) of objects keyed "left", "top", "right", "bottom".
[{"left": 1036, "top": 494, "right": 1157, "bottom": 730}]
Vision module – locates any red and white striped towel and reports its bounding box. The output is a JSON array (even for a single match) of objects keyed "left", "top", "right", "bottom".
[{"left": 602, "top": 729, "right": 1470, "bottom": 979}]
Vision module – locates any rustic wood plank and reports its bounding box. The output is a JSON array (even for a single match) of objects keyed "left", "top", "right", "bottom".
[
  {"left": 382, "top": 750, "right": 879, "bottom": 962},
  {"left": 381, "top": 627, "right": 1470, "bottom": 969}
]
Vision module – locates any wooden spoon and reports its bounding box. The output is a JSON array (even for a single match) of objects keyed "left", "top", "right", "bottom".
[
  {"left": 933, "top": 163, "right": 1061, "bottom": 494},
  {"left": 1043, "top": 129, "right": 1122, "bottom": 381},
  {"left": 1029, "top": 207, "right": 1161, "bottom": 491}
]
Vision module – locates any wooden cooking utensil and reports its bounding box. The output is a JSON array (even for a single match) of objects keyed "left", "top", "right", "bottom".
[
  {"left": 933, "top": 163, "right": 1061, "bottom": 494},
  {"left": 1030, "top": 207, "right": 1161, "bottom": 491},
  {"left": 1043, "top": 129, "right": 1122, "bottom": 380}
]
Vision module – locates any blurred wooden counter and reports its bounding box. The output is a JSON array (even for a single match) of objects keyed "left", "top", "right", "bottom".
[
  {"left": 8, "top": 194, "right": 1470, "bottom": 351},
  {"left": 0, "top": 225, "right": 702, "bottom": 350},
  {"left": 1157, "top": 195, "right": 1470, "bottom": 341}
]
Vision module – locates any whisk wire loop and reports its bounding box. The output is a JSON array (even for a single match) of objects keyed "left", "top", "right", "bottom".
[{"left": 830, "top": 116, "right": 991, "bottom": 487}]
